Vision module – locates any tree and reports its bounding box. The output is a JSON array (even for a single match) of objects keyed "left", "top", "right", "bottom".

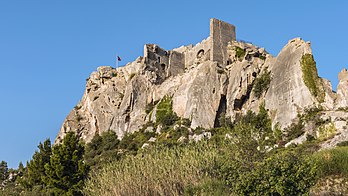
[
  {"left": 24, "top": 139, "right": 52, "bottom": 189},
  {"left": 44, "top": 132, "right": 89, "bottom": 195},
  {"left": 0, "top": 160, "right": 8, "bottom": 182},
  {"left": 17, "top": 162, "right": 24, "bottom": 175}
]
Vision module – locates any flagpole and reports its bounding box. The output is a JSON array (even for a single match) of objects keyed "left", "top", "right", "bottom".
[{"left": 116, "top": 54, "right": 118, "bottom": 69}]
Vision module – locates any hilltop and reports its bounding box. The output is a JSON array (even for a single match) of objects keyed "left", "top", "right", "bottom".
[{"left": 57, "top": 18, "right": 348, "bottom": 149}]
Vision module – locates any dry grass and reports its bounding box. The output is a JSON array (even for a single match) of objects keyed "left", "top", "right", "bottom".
[{"left": 83, "top": 143, "right": 221, "bottom": 196}]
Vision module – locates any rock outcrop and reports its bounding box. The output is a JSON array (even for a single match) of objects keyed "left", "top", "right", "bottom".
[{"left": 56, "top": 19, "right": 348, "bottom": 147}]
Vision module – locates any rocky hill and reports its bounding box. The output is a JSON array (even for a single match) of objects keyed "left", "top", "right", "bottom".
[{"left": 56, "top": 18, "right": 348, "bottom": 149}]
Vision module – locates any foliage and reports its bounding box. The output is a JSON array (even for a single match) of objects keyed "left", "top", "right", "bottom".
[
  {"left": 317, "top": 123, "right": 336, "bottom": 141},
  {"left": 184, "top": 177, "right": 229, "bottom": 196},
  {"left": 284, "top": 121, "right": 305, "bottom": 142},
  {"left": 235, "top": 46, "right": 245, "bottom": 61},
  {"left": 226, "top": 149, "right": 318, "bottom": 195},
  {"left": 0, "top": 160, "right": 8, "bottom": 182},
  {"left": 85, "top": 131, "right": 121, "bottom": 168},
  {"left": 312, "top": 146, "right": 348, "bottom": 177},
  {"left": 300, "top": 54, "right": 325, "bottom": 102},
  {"left": 253, "top": 70, "right": 271, "bottom": 98},
  {"left": 44, "top": 132, "right": 89, "bottom": 196},
  {"left": 156, "top": 95, "right": 179, "bottom": 126},
  {"left": 299, "top": 106, "right": 323, "bottom": 123},
  {"left": 23, "top": 139, "right": 52, "bottom": 189},
  {"left": 83, "top": 143, "right": 228, "bottom": 196},
  {"left": 284, "top": 106, "right": 324, "bottom": 142},
  {"left": 337, "top": 141, "right": 348, "bottom": 147},
  {"left": 259, "top": 55, "right": 266, "bottom": 60},
  {"left": 119, "top": 129, "right": 156, "bottom": 153}
]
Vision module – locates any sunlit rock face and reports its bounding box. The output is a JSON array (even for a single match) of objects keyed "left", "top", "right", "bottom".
[{"left": 56, "top": 19, "right": 348, "bottom": 148}]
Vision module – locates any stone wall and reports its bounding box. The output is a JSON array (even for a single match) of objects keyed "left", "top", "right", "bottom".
[
  {"left": 210, "top": 18, "right": 236, "bottom": 66},
  {"left": 144, "top": 44, "right": 169, "bottom": 66},
  {"left": 167, "top": 51, "right": 185, "bottom": 77},
  {"left": 184, "top": 37, "right": 211, "bottom": 68}
]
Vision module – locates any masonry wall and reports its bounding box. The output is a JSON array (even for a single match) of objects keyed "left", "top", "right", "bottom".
[
  {"left": 167, "top": 51, "right": 185, "bottom": 77},
  {"left": 210, "top": 18, "right": 236, "bottom": 66},
  {"left": 184, "top": 38, "right": 211, "bottom": 68}
]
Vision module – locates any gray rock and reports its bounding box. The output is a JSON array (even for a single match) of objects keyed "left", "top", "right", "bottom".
[
  {"left": 177, "top": 136, "right": 187, "bottom": 143},
  {"left": 148, "top": 137, "right": 157, "bottom": 142},
  {"left": 189, "top": 132, "right": 212, "bottom": 142},
  {"left": 141, "top": 143, "right": 150, "bottom": 149}
]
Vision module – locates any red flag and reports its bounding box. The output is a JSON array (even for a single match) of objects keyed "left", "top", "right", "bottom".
[{"left": 117, "top": 56, "right": 121, "bottom": 61}]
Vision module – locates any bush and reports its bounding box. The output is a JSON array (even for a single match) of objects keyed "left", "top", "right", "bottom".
[
  {"left": 235, "top": 46, "right": 246, "bottom": 61},
  {"left": 253, "top": 70, "right": 271, "bottom": 98},
  {"left": 227, "top": 149, "right": 317, "bottom": 195},
  {"left": 337, "top": 141, "right": 348, "bottom": 147},
  {"left": 84, "top": 131, "right": 121, "bottom": 168},
  {"left": 312, "top": 146, "right": 348, "bottom": 177},
  {"left": 156, "top": 95, "right": 178, "bottom": 126}
]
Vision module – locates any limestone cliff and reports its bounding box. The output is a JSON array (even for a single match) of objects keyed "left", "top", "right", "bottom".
[{"left": 56, "top": 19, "right": 348, "bottom": 147}]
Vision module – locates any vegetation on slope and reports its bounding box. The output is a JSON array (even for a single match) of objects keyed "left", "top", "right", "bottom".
[
  {"left": 2, "top": 97, "right": 348, "bottom": 195},
  {"left": 235, "top": 46, "right": 246, "bottom": 61},
  {"left": 300, "top": 54, "right": 325, "bottom": 102},
  {"left": 253, "top": 70, "right": 271, "bottom": 98}
]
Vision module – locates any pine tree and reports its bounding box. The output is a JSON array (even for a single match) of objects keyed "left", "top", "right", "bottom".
[
  {"left": 0, "top": 160, "right": 8, "bottom": 182},
  {"left": 44, "top": 132, "right": 89, "bottom": 195},
  {"left": 24, "top": 139, "right": 52, "bottom": 189}
]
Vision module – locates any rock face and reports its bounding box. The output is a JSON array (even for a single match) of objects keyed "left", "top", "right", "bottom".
[
  {"left": 265, "top": 38, "right": 317, "bottom": 128},
  {"left": 336, "top": 68, "right": 348, "bottom": 108},
  {"left": 56, "top": 18, "right": 348, "bottom": 145}
]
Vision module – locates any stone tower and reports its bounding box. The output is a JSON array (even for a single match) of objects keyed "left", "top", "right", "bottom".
[{"left": 210, "top": 18, "right": 236, "bottom": 65}]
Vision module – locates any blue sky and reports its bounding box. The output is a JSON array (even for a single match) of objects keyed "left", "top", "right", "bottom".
[{"left": 0, "top": 1, "right": 347, "bottom": 168}]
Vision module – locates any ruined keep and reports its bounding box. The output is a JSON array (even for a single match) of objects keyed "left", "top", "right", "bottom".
[{"left": 143, "top": 18, "right": 236, "bottom": 78}]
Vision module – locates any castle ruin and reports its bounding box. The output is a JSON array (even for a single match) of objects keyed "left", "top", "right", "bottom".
[{"left": 143, "top": 18, "right": 236, "bottom": 79}]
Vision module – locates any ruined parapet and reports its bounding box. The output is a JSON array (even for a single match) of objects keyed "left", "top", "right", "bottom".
[
  {"left": 184, "top": 37, "right": 211, "bottom": 68},
  {"left": 143, "top": 44, "right": 169, "bottom": 66},
  {"left": 143, "top": 44, "right": 185, "bottom": 79},
  {"left": 210, "top": 18, "right": 236, "bottom": 66}
]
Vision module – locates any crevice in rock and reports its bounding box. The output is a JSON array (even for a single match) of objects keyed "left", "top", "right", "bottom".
[
  {"left": 214, "top": 94, "right": 227, "bottom": 127},
  {"left": 233, "top": 82, "right": 254, "bottom": 111}
]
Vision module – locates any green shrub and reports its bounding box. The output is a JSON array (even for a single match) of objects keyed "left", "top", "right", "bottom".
[
  {"left": 312, "top": 146, "right": 348, "bottom": 177},
  {"left": 235, "top": 46, "right": 246, "bottom": 61},
  {"left": 253, "top": 70, "right": 271, "bottom": 98},
  {"left": 227, "top": 149, "right": 317, "bottom": 195},
  {"left": 300, "top": 54, "right": 325, "bottom": 102},
  {"left": 259, "top": 55, "right": 266, "bottom": 60},
  {"left": 156, "top": 95, "right": 178, "bottom": 126},
  {"left": 317, "top": 123, "right": 336, "bottom": 141},
  {"left": 285, "top": 121, "right": 305, "bottom": 142},
  {"left": 118, "top": 130, "right": 156, "bottom": 153},
  {"left": 184, "top": 177, "right": 229, "bottom": 196},
  {"left": 337, "top": 141, "right": 348, "bottom": 147},
  {"left": 84, "top": 131, "right": 121, "bottom": 168}
]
